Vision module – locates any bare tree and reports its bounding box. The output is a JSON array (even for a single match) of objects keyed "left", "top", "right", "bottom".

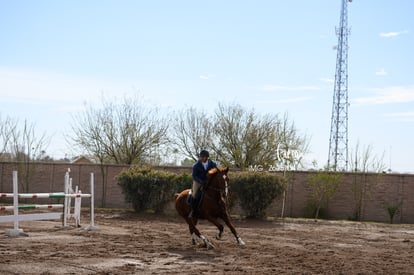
[
  {"left": 278, "top": 114, "right": 310, "bottom": 218},
  {"left": 273, "top": 113, "right": 309, "bottom": 170},
  {"left": 9, "top": 120, "right": 49, "bottom": 162},
  {"left": 13, "top": 120, "right": 49, "bottom": 192},
  {"left": 0, "top": 115, "right": 49, "bottom": 191},
  {"left": 0, "top": 115, "right": 17, "bottom": 160},
  {"left": 307, "top": 169, "right": 342, "bottom": 220},
  {"left": 349, "top": 143, "right": 386, "bottom": 173},
  {"left": 71, "top": 96, "right": 169, "bottom": 207},
  {"left": 213, "top": 103, "right": 263, "bottom": 168},
  {"left": 71, "top": 96, "right": 169, "bottom": 165},
  {"left": 213, "top": 103, "right": 308, "bottom": 169},
  {"left": 349, "top": 142, "right": 387, "bottom": 221},
  {"left": 171, "top": 107, "right": 213, "bottom": 161}
]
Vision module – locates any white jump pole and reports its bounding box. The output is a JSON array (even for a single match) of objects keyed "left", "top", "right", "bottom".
[
  {"left": 86, "top": 172, "right": 99, "bottom": 231},
  {"left": 1, "top": 204, "right": 64, "bottom": 211},
  {"left": 12, "top": 171, "right": 19, "bottom": 232},
  {"left": 0, "top": 193, "right": 90, "bottom": 199},
  {"left": 74, "top": 186, "right": 81, "bottom": 227},
  {"left": 13, "top": 171, "right": 18, "bottom": 231},
  {"left": 4, "top": 171, "right": 24, "bottom": 237},
  {"left": 1, "top": 169, "right": 96, "bottom": 236},
  {"left": 63, "top": 171, "right": 70, "bottom": 228},
  {"left": 90, "top": 173, "right": 94, "bottom": 227}
]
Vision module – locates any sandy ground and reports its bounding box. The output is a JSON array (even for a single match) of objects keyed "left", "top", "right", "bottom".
[{"left": 1, "top": 209, "right": 414, "bottom": 274}]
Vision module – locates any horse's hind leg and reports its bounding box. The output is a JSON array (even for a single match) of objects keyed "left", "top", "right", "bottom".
[{"left": 221, "top": 213, "right": 246, "bottom": 248}]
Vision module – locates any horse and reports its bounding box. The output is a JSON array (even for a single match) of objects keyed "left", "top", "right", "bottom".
[{"left": 175, "top": 167, "right": 246, "bottom": 249}]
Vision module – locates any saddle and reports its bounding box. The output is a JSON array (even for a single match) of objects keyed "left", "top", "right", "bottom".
[{"left": 187, "top": 188, "right": 204, "bottom": 208}]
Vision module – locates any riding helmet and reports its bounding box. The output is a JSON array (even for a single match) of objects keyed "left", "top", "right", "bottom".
[{"left": 199, "top": 150, "right": 210, "bottom": 157}]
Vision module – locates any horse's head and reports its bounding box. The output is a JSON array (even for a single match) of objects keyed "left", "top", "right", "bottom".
[{"left": 206, "top": 167, "right": 230, "bottom": 198}]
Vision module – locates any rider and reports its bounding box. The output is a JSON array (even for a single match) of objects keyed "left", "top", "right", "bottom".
[{"left": 189, "top": 150, "right": 217, "bottom": 218}]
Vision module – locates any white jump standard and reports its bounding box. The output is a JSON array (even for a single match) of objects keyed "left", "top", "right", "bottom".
[{"left": 0, "top": 170, "right": 98, "bottom": 237}]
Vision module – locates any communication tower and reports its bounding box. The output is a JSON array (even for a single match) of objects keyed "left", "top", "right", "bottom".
[{"left": 328, "top": 0, "right": 352, "bottom": 171}]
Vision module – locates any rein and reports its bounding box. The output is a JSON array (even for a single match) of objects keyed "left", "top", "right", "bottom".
[{"left": 204, "top": 172, "right": 228, "bottom": 201}]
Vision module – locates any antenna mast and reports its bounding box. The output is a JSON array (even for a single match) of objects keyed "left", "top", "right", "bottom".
[{"left": 328, "top": 0, "right": 352, "bottom": 171}]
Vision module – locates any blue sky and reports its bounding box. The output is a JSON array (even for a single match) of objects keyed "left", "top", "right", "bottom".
[{"left": 0, "top": 0, "right": 413, "bottom": 172}]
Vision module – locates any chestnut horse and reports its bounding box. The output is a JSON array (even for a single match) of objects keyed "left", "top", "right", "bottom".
[{"left": 175, "top": 167, "right": 245, "bottom": 249}]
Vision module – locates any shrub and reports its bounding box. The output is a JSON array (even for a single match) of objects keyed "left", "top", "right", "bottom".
[
  {"left": 171, "top": 173, "right": 193, "bottom": 193},
  {"left": 230, "top": 172, "right": 286, "bottom": 218},
  {"left": 117, "top": 166, "right": 192, "bottom": 213},
  {"left": 304, "top": 200, "right": 328, "bottom": 219},
  {"left": 307, "top": 170, "right": 342, "bottom": 220},
  {"left": 385, "top": 202, "right": 402, "bottom": 224}
]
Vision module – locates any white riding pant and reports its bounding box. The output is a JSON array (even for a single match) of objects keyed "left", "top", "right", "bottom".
[{"left": 191, "top": 181, "right": 201, "bottom": 199}]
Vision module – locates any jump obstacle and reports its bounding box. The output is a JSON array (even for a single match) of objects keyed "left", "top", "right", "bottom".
[{"left": 0, "top": 170, "right": 98, "bottom": 237}]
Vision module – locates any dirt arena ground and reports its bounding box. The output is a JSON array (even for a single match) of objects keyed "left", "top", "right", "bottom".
[{"left": 1, "top": 209, "right": 414, "bottom": 274}]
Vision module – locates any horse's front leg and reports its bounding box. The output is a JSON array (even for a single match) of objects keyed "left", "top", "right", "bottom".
[
  {"left": 205, "top": 214, "right": 224, "bottom": 240},
  {"left": 188, "top": 218, "right": 198, "bottom": 245},
  {"left": 221, "top": 213, "right": 246, "bottom": 248},
  {"left": 185, "top": 217, "right": 214, "bottom": 249}
]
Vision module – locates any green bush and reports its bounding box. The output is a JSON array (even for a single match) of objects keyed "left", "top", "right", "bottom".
[
  {"left": 230, "top": 172, "right": 286, "bottom": 218},
  {"left": 385, "top": 201, "right": 402, "bottom": 224},
  {"left": 307, "top": 170, "right": 342, "bottom": 220},
  {"left": 303, "top": 200, "right": 328, "bottom": 219},
  {"left": 171, "top": 173, "right": 193, "bottom": 193},
  {"left": 117, "top": 167, "right": 192, "bottom": 213}
]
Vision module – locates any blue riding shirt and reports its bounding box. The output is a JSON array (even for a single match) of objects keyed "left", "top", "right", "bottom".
[{"left": 192, "top": 159, "right": 217, "bottom": 184}]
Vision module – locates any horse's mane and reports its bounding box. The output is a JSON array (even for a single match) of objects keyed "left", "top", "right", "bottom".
[
  {"left": 206, "top": 167, "right": 229, "bottom": 187},
  {"left": 207, "top": 167, "right": 227, "bottom": 175},
  {"left": 208, "top": 167, "right": 219, "bottom": 175}
]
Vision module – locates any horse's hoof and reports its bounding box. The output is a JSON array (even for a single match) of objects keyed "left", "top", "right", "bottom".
[
  {"left": 237, "top": 237, "right": 246, "bottom": 248},
  {"left": 191, "top": 239, "right": 196, "bottom": 245},
  {"left": 203, "top": 239, "right": 215, "bottom": 249},
  {"left": 206, "top": 242, "right": 215, "bottom": 249},
  {"left": 200, "top": 235, "right": 215, "bottom": 249},
  {"left": 216, "top": 232, "right": 223, "bottom": 240}
]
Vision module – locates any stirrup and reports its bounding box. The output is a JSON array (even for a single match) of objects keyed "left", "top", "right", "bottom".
[{"left": 188, "top": 209, "right": 197, "bottom": 218}]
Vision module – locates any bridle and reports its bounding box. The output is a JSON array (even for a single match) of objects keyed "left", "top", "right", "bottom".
[{"left": 205, "top": 171, "right": 229, "bottom": 201}]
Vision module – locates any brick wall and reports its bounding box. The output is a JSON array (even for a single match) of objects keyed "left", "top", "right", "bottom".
[
  {"left": 268, "top": 171, "right": 414, "bottom": 223},
  {"left": 0, "top": 162, "right": 413, "bottom": 223}
]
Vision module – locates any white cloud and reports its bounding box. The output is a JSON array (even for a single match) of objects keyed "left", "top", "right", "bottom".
[
  {"left": 0, "top": 67, "right": 119, "bottom": 103},
  {"left": 375, "top": 68, "right": 387, "bottom": 76},
  {"left": 385, "top": 111, "right": 414, "bottom": 117},
  {"left": 319, "top": 78, "right": 335, "bottom": 84},
  {"left": 256, "top": 96, "right": 313, "bottom": 104},
  {"left": 379, "top": 30, "right": 408, "bottom": 38},
  {"left": 272, "top": 96, "right": 313, "bottom": 103},
  {"left": 384, "top": 111, "right": 414, "bottom": 122},
  {"left": 0, "top": 66, "right": 132, "bottom": 105},
  {"left": 199, "top": 74, "right": 215, "bottom": 80},
  {"left": 261, "top": 85, "right": 321, "bottom": 92},
  {"left": 353, "top": 86, "right": 414, "bottom": 106}
]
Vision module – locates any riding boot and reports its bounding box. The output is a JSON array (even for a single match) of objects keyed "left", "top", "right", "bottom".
[{"left": 188, "top": 199, "right": 198, "bottom": 218}]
